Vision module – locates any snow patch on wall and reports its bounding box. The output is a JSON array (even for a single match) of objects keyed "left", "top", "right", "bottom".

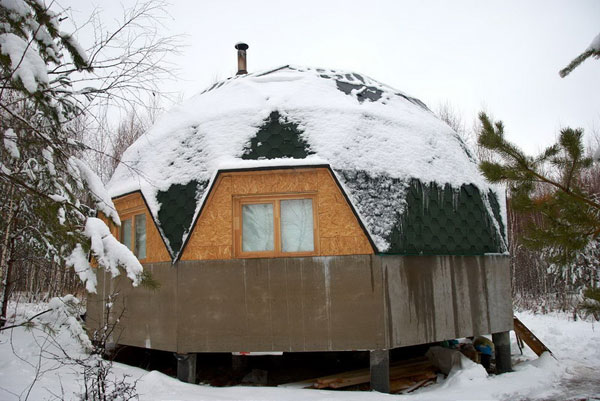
[{"left": 335, "top": 170, "right": 409, "bottom": 252}]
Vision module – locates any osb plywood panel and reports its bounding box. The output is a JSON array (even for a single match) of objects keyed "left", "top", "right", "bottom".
[
  {"left": 317, "top": 169, "right": 373, "bottom": 255},
  {"left": 185, "top": 245, "right": 232, "bottom": 260},
  {"left": 181, "top": 177, "right": 233, "bottom": 260},
  {"left": 317, "top": 170, "right": 366, "bottom": 238},
  {"left": 98, "top": 213, "right": 119, "bottom": 238},
  {"left": 181, "top": 168, "right": 373, "bottom": 260},
  {"left": 112, "top": 192, "right": 171, "bottom": 263},
  {"left": 232, "top": 169, "right": 318, "bottom": 194},
  {"left": 320, "top": 236, "right": 373, "bottom": 255}
]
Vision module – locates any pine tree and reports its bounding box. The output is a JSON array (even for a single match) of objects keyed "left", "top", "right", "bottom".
[
  {"left": 477, "top": 113, "right": 600, "bottom": 316},
  {"left": 477, "top": 113, "right": 600, "bottom": 260},
  {"left": 0, "top": 0, "right": 172, "bottom": 325}
]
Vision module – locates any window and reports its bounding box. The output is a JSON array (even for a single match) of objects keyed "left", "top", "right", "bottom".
[
  {"left": 134, "top": 214, "right": 146, "bottom": 259},
  {"left": 120, "top": 213, "right": 146, "bottom": 259},
  {"left": 121, "top": 219, "right": 132, "bottom": 250},
  {"left": 234, "top": 194, "right": 318, "bottom": 258},
  {"left": 280, "top": 199, "right": 314, "bottom": 252},
  {"left": 242, "top": 203, "right": 274, "bottom": 252}
]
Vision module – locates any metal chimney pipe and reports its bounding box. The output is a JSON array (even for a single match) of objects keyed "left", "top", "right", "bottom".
[{"left": 235, "top": 42, "right": 249, "bottom": 75}]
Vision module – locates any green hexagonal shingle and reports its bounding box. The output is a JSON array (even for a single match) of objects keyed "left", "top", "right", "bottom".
[
  {"left": 156, "top": 180, "right": 207, "bottom": 256},
  {"left": 386, "top": 179, "right": 505, "bottom": 254},
  {"left": 242, "top": 111, "right": 313, "bottom": 160}
]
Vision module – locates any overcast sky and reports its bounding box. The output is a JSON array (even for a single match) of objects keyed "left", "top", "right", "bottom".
[{"left": 60, "top": 0, "right": 599, "bottom": 154}]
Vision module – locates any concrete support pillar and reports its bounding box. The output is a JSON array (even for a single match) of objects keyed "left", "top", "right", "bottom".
[
  {"left": 492, "top": 331, "right": 512, "bottom": 374},
  {"left": 370, "top": 349, "right": 390, "bottom": 393},
  {"left": 175, "top": 353, "right": 197, "bottom": 383}
]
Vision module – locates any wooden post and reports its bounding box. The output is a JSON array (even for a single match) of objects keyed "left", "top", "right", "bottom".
[
  {"left": 492, "top": 331, "right": 512, "bottom": 373},
  {"left": 175, "top": 353, "right": 197, "bottom": 383},
  {"left": 370, "top": 349, "right": 390, "bottom": 393}
]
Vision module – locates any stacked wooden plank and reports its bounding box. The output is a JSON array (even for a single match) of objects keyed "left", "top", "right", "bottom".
[{"left": 281, "top": 357, "right": 437, "bottom": 393}]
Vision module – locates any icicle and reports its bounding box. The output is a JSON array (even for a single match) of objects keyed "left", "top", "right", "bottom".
[{"left": 452, "top": 187, "right": 460, "bottom": 211}]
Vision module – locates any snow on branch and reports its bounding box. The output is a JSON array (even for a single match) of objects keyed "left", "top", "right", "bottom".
[
  {"left": 66, "top": 244, "right": 97, "bottom": 293},
  {"left": 0, "top": 32, "right": 49, "bottom": 92},
  {"left": 0, "top": 0, "right": 176, "bottom": 304},
  {"left": 67, "top": 218, "right": 143, "bottom": 293},
  {"left": 560, "top": 32, "right": 600, "bottom": 78},
  {"left": 85, "top": 217, "right": 143, "bottom": 285},
  {"left": 71, "top": 157, "right": 120, "bottom": 225},
  {"left": 3, "top": 128, "right": 20, "bottom": 159},
  {"left": 46, "top": 295, "right": 93, "bottom": 351}
]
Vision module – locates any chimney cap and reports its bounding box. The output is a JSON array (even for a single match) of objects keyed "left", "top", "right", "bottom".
[{"left": 235, "top": 42, "right": 249, "bottom": 51}]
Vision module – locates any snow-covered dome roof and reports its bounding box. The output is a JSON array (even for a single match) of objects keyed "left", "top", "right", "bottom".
[{"left": 108, "top": 65, "right": 506, "bottom": 257}]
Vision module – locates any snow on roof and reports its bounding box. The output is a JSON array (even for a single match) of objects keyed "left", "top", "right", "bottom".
[{"left": 108, "top": 65, "right": 498, "bottom": 255}]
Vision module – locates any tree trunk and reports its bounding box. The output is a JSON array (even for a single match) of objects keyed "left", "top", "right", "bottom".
[
  {"left": 0, "top": 254, "right": 15, "bottom": 325},
  {"left": 0, "top": 185, "right": 16, "bottom": 327}
]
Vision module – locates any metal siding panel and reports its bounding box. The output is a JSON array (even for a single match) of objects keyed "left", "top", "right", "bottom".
[
  {"left": 399, "top": 256, "right": 438, "bottom": 345},
  {"left": 85, "top": 255, "right": 512, "bottom": 353},
  {"left": 327, "top": 255, "right": 385, "bottom": 350},
  {"left": 178, "top": 260, "right": 246, "bottom": 353},
  {"left": 485, "top": 256, "right": 514, "bottom": 333},
  {"left": 431, "top": 257, "right": 458, "bottom": 341},
  {"left": 85, "top": 270, "right": 106, "bottom": 336},
  {"left": 243, "top": 259, "right": 274, "bottom": 351},
  {"left": 385, "top": 255, "right": 513, "bottom": 349},
  {"left": 113, "top": 263, "right": 178, "bottom": 352},
  {"left": 282, "top": 258, "right": 307, "bottom": 351},
  {"left": 449, "top": 256, "right": 474, "bottom": 336},
  {"left": 464, "top": 256, "right": 491, "bottom": 336},
  {"left": 298, "top": 258, "right": 330, "bottom": 350},
  {"left": 267, "top": 258, "right": 292, "bottom": 351}
]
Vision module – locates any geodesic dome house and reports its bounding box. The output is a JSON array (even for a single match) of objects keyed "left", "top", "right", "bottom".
[{"left": 87, "top": 53, "right": 513, "bottom": 389}]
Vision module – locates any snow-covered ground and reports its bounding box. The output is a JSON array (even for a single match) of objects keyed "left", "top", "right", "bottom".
[{"left": 0, "top": 301, "right": 598, "bottom": 401}]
